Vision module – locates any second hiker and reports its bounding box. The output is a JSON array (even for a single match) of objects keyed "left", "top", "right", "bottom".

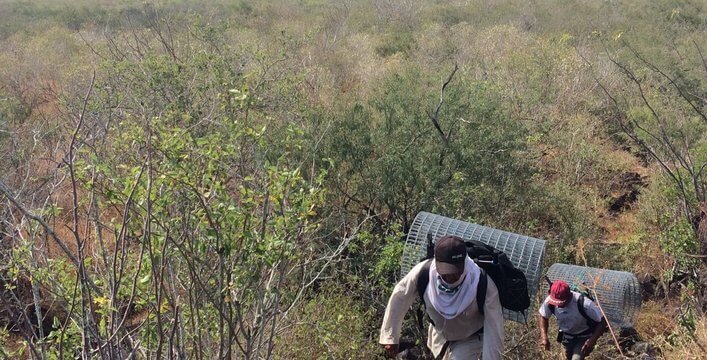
[{"left": 538, "top": 280, "right": 607, "bottom": 360}]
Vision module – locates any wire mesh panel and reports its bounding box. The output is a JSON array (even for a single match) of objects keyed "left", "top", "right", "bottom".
[
  {"left": 403, "top": 211, "right": 547, "bottom": 323},
  {"left": 542, "top": 263, "right": 641, "bottom": 328}
]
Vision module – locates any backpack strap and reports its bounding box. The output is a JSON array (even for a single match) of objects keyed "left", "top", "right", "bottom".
[
  {"left": 476, "top": 269, "right": 487, "bottom": 315},
  {"left": 435, "top": 341, "right": 451, "bottom": 360},
  {"left": 416, "top": 260, "right": 433, "bottom": 331},
  {"left": 577, "top": 294, "right": 599, "bottom": 331},
  {"left": 417, "top": 260, "right": 432, "bottom": 302},
  {"left": 577, "top": 294, "right": 587, "bottom": 319},
  {"left": 425, "top": 233, "right": 435, "bottom": 259},
  {"left": 418, "top": 233, "right": 435, "bottom": 303}
]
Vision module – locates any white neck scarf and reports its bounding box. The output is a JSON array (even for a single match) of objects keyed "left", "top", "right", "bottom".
[{"left": 426, "top": 256, "right": 480, "bottom": 319}]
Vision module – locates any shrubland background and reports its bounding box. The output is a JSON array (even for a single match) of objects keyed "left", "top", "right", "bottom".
[{"left": 0, "top": 0, "right": 705, "bottom": 359}]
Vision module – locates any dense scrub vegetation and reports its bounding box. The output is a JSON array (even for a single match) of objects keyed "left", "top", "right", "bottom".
[{"left": 0, "top": 0, "right": 705, "bottom": 358}]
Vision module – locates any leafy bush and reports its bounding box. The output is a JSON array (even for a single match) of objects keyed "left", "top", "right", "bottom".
[{"left": 375, "top": 31, "right": 415, "bottom": 58}]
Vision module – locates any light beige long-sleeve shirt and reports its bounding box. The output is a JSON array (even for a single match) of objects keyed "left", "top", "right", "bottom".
[{"left": 379, "top": 261, "right": 504, "bottom": 359}]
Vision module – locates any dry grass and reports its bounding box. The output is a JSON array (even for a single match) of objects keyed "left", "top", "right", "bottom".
[
  {"left": 636, "top": 300, "right": 678, "bottom": 340},
  {"left": 632, "top": 300, "right": 707, "bottom": 360},
  {"left": 659, "top": 316, "right": 707, "bottom": 360}
]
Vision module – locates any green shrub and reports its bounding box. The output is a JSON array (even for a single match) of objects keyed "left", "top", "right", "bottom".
[{"left": 375, "top": 31, "right": 415, "bottom": 58}]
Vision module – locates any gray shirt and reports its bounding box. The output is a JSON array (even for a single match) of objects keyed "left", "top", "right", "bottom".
[{"left": 539, "top": 291, "right": 603, "bottom": 335}]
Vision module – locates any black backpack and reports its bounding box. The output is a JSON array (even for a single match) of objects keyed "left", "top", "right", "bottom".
[{"left": 416, "top": 234, "right": 531, "bottom": 314}]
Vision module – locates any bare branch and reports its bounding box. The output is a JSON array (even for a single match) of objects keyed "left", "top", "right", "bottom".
[
  {"left": 426, "top": 64, "right": 458, "bottom": 147},
  {"left": 0, "top": 180, "right": 80, "bottom": 267},
  {"left": 694, "top": 39, "right": 707, "bottom": 74},
  {"left": 625, "top": 42, "right": 707, "bottom": 125}
]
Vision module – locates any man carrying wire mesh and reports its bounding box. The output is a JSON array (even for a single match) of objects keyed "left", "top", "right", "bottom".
[
  {"left": 538, "top": 280, "right": 607, "bottom": 360},
  {"left": 380, "top": 236, "right": 504, "bottom": 359}
]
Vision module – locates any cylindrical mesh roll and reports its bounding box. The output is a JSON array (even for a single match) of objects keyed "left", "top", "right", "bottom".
[
  {"left": 403, "top": 212, "right": 547, "bottom": 323},
  {"left": 543, "top": 263, "right": 641, "bottom": 328}
]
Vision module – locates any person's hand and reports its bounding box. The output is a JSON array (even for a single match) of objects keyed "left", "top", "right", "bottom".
[
  {"left": 581, "top": 338, "right": 596, "bottom": 355},
  {"left": 539, "top": 336, "right": 550, "bottom": 351},
  {"left": 382, "top": 344, "right": 399, "bottom": 358}
]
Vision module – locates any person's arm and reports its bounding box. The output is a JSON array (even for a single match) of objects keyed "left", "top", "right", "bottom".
[
  {"left": 537, "top": 298, "right": 552, "bottom": 351},
  {"left": 581, "top": 318, "right": 607, "bottom": 355},
  {"left": 379, "top": 262, "right": 424, "bottom": 357},
  {"left": 537, "top": 314, "right": 551, "bottom": 351},
  {"left": 481, "top": 278, "right": 504, "bottom": 360}
]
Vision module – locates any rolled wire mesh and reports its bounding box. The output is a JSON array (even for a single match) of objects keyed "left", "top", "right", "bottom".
[
  {"left": 543, "top": 263, "right": 641, "bottom": 328},
  {"left": 402, "top": 212, "right": 547, "bottom": 323}
]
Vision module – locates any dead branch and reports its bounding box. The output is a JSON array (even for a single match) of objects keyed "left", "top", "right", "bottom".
[
  {"left": 0, "top": 180, "right": 80, "bottom": 267},
  {"left": 426, "top": 64, "right": 458, "bottom": 147}
]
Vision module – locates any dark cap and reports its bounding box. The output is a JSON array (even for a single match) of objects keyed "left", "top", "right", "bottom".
[{"left": 434, "top": 235, "right": 466, "bottom": 275}]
